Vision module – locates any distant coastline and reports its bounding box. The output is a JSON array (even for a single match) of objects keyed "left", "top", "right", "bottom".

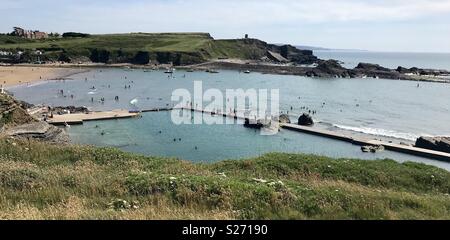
[{"left": 2, "top": 32, "right": 450, "bottom": 83}]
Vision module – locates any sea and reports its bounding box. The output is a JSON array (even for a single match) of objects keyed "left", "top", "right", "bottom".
[
  {"left": 314, "top": 50, "right": 450, "bottom": 70},
  {"left": 8, "top": 51, "right": 450, "bottom": 170}
]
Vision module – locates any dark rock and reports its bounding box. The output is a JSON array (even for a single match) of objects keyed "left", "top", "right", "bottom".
[
  {"left": 409, "top": 67, "right": 420, "bottom": 73},
  {"left": 416, "top": 69, "right": 449, "bottom": 76},
  {"left": 132, "top": 51, "right": 150, "bottom": 65},
  {"left": 277, "top": 45, "right": 319, "bottom": 64},
  {"left": 355, "top": 63, "right": 391, "bottom": 72},
  {"left": 51, "top": 106, "right": 89, "bottom": 114},
  {"left": 317, "top": 60, "right": 346, "bottom": 72},
  {"left": 244, "top": 118, "right": 264, "bottom": 129},
  {"left": 313, "top": 60, "right": 350, "bottom": 78},
  {"left": 298, "top": 113, "right": 314, "bottom": 126},
  {"left": 155, "top": 51, "right": 205, "bottom": 65},
  {"left": 396, "top": 66, "right": 411, "bottom": 74},
  {"left": 350, "top": 62, "right": 407, "bottom": 80},
  {"left": 361, "top": 145, "right": 385, "bottom": 153},
  {"left": 313, "top": 60, "right": 349, "bottom": 77},
  {"left": 194, "top": 56, "right": 449, "bottom": 82},
  {"left": 415, "top": 136, "right": 450, "bottom": 153},
  {"left": 278, "top": 114, "right": 291, "bottom": 124},
  {"left": 305, "top": 71, "right": 317, "bottom": 77},
  {"left": 361, "top": 146, "right": 371, "bottom": 153},
  {"left": 397, "top": 66, "right": 447, "bottom": 76},
  {"left": 437, "top": 139, "right": 450, "bottom": 152}
]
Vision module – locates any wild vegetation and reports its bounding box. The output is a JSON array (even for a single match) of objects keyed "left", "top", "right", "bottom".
[{"left": 0, "top": 137, "right": 449, "bottom": 220}]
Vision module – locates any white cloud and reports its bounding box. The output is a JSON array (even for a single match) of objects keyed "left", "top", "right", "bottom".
[
  {"left": 4, "top": 0, "right": 450, "bottom": 27},
  {"left": 2, "top": 0, "right": 450, "bottom": 51},
  {"left": 88, "top": 0, "right": 450, "bottom": 24}
]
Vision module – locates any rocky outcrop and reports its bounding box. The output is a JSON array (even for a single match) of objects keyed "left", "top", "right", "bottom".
[
  {"left": 1, "top": 93, "right": 68, "bottom": 143},
  {"left": 51, "top": 106, "right": 89, "bottom": 114},
  {"left": 278, "top": 114, "right": 291, "bottom": 124},
  {"left": 395, "top": 66, "right": 449, "bottom": 76},
  {"left": 298, "top": 113, "right": 314, "bottom": 126},
  {"left": 230, "top": 39, "right": 320, "bottom": 64},
  {"left": 4, "top": 121, "right": 69, "bottom": 143},
  {"left": 276, "top": 45, "right": 319, "bottom": 64},
  {"left": 351, "top": 62, "right": 403, "bottom": 79},
  {"left": 355, "top": 63, "right": 391, "bottom": 72},
  {"left": 267, "top": 51, "right": 289, "bottom": 63},
  {"left": 345, "top": 63, "right": 449, "bottom": 80},
  {"left": 313, "top": 60, "right": 350, "bottom": 77},
  {"left": 396, "top": 66, "right": 418, "bottom": 74},
  {"left": 244, "top": 118, "right": 264, "bottom": 129},
  {"left": 189, "top": 60, "right": 450, "bottom": 82},
  {"left": 417, "top": 68, "right": 449, "bottom": 76},
  {"left": 415, "top": 137, "right": 450, "bottom": 153},
  {"left": 1, "top": 93, "right": 37, "bottom": 129},
  {"left": 361, "top": 145, "right": 385, "bottom": 153}
]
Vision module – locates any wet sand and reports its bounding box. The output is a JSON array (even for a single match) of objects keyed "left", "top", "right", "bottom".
[{"left": 0, "top": 66, "right": 86, "bottom": 88}]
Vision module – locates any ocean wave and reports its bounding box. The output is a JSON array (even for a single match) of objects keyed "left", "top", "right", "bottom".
[{"left": 332, "top": 124, "right": 420, "bottom": 141}]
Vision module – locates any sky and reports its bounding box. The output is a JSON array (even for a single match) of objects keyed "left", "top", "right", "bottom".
[{"left": 1, "top": 0, "right": 450, "bottom": 52}]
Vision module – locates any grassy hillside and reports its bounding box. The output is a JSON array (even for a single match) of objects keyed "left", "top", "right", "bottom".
[
  {"left": 1, "top": 33, "right": 210, "bottom": 51},
  {"left": 0, "top": 137, "right": 449, "bottom": 220},
  {"left": 0, "top": 34, "right": 33, "bottom": 45},
  {"left": 0, "top": 33, "right": 274, "bottom": 65}
]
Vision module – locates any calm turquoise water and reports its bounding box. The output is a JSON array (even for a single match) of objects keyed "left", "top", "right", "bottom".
[
  {"left": 10, "top": 68, "right": 450, "bottom": 140},
  {"left": 8, "top": 68, "right": 450, "bottom": 170},
  {"left": 68, "top": 111, "right": 450, "bottom": 170},
  {"left": 314, "top": 51, "right": 450, "bottom": 70}
]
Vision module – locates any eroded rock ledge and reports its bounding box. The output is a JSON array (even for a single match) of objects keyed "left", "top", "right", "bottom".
[
  {"left": 188, "top": 60, "right": 450, "bottom": 83},
  {"left": 415, "top": 137, "right": 450, "bottom": 154},
  {"left": 4, "top": 121, "right": 69, "bottom": 143},
  {"left": 1, "top": 93, "right": 69, "bottom": 143}
]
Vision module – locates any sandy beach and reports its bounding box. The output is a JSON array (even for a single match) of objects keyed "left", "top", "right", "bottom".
[{"left": 0, "top": 66, "right": 86, "bottom": 88}]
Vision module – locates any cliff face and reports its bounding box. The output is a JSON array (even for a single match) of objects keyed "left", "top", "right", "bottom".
[
  {"left": 275, "top": 45, "right": 318, "bottom": 64},
  {"left": 0, "top": 93, "right": 36, "bottom": 130},
  {"left": 0, "top": 93, "right": 69, "bottom": 143},
  {"left": 0, "top": 33, "right": 321, "bottom": 66},
  {"left": 236, "top": 39, "right": 319, "bottom": 64}
]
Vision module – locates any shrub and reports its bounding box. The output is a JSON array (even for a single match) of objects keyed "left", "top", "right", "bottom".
[{"left": 62, "top": 32, "right": 90, "bottom": 38}]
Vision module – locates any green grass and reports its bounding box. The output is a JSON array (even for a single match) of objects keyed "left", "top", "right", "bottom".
[
  {"left": 206, "top": 39, "right": 268, "bottom": 59},
  {"left": 0, "top": 33, "right": 210, "bottom": 51},
  {"left": 0, "top": 35, "right": 33, "bottom": 45},
  {"left": 0, "top": 33, "right": 266, "bottom": 64},
  {"left": 0, "top": 137, "right": 449, "bottom": 220}
]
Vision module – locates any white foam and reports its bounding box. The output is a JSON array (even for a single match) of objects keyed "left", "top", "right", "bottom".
[{"left": 332, "top": 124, "right": 420, "bottom": 141}]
